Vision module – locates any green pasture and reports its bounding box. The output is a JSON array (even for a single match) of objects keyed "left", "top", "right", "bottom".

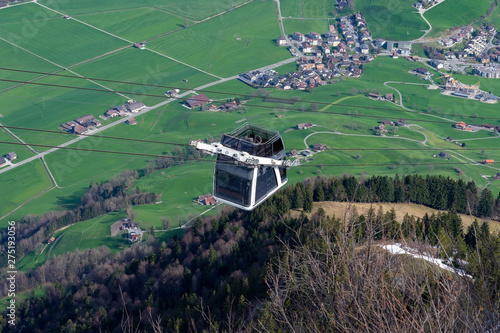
[
  {"left": 148, "top": 0, "right": 291, "bottom": 77},
  {"left": 0, "top": 3, "right": 129, "bottom": 67},
  {"left": 486, "top": 2, "right": 500, "bottom": 29},
  {"left": 0, "top": 159, "right": 52, "bottom": 226},
  {"left": 424, "top": 0, "right": 494, "bottom": 38},
  {"left": 0, "top": 286, "right": 46, "bottom": 313},
  {"left": 283, "top": 18, "right": 330, "bottom": 35},
  {"left": 280, "top": 0, "right": 337, "bottom": 18},
  {"left": 17, "top": 212, "right": 129, "bottom": 271},
  {"left": 355, "top": 0, "right": 427, "bottom": 41},
  {"left": 73, "top": 8, "right": 187, "bottom": 42},
  {"left": 39, "top": 0, "right": 251, "bottom": 21},
  {"left": 0, "top": 129, "right": 36, "bottom": 162},
  {"left": 131, "top": 163, "right": 221, "bottom": 229},
  {"left": 0, "top": 74, "right": 125, "bottom": 148},
  {"left": 71, "top": 47, "right": 217, "bottom": 106}
]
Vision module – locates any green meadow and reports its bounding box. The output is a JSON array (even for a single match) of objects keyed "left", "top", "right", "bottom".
[
  {"left": 0, "top": 3, "right": 129, "bottom": 67},
  {"left": 355, "top": 0, "right": 428, "bottom": 41},
  {"left": 0, "top": 159, "right": 52, "bottom": 224},
  {"left": 17, "top": 211, "right": 130, "bottom": 271},
  {"left": 280, "top": 0, "right": 337, "bottom": 18},
  {"left": 73, "top": 8, "right": 188, "bottom": 42},
  {"left": 283, "top": 18, "right": 330, "bottom": 35},
  {"left": 39, "top": 0, "right": 251, "bottom": 21},
  {"left": 71, "top": 48, "right": 217, "bottom": 106},
  {"left": 424, "top": 0, "right": 494, "bottom": 37},
  {"left": 148, "top": 0, "right": 291, "bottom": 77}
]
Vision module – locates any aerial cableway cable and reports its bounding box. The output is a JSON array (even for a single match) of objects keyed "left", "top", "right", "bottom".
[
  {"left": 0, "top": 140, "right": 495, "bottom": 168},
  {"left": 1, "top": 69, "right": 500, "bottom": 122}
]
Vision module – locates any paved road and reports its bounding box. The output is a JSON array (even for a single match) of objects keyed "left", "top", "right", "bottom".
[{"left": 275, "top": 0, "right": 302, "bottom": 57}]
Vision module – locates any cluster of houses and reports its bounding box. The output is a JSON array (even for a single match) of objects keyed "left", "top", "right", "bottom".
[
  {"left": 196, "top": 194, "right": 216, "bottom": 206},
  {"left": 105, "top": 100, "right": 146, "bottom": 118},
  {"left": 0, "top": 151, "right": 17, "bottom": 167},
  {"left": 445, "top": 136, "right": 465, "bottom": 147},
  {"left": 454, "top": 121, "right": 500, "bottom": 132},
  {"left": 366, "top": 92, "right": 395, "bottom": 103},
  {"left": 61, "top": 114, "right": 102, "bottom": 134},
  {"left": 110, "top": 219, "right": 143, "bottom": 242},
  {"left": 439, "top": 27, "right": 473, "bottom": 48},
  {"left": 474, "top": 64, "right": 500, "bottom": 79},
  {"left": 375, "top": 119, "right": 406, "bottom": 133}
]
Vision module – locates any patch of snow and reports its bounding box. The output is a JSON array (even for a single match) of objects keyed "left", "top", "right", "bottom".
[{"left": 381, "top": 243, "right": 472, "bottom": 278}]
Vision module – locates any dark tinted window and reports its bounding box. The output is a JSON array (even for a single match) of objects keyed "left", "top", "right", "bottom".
[
  {"left": 255, "top": 167, "right": 278, "bottom": 203},
  {"left": 215, "top": 170, "right": 251, "bottom": 206}
]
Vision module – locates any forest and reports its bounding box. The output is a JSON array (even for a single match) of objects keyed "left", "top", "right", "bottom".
[{"left": 1, "top": 172, "right": 500, "bottom": 332}]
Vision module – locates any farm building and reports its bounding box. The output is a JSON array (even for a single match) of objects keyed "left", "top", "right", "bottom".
[
  {"left": 48, "top": 237, "right": 55, "bottom": 244},
  {"left": 297, "top": 122, "right": 313, "bottom": 130},
  {"left": 185, "top": 94, "right": 210, "bottom": 109},
  {"left": 75, "top": 114, "right": 101, "bottom": 127},
  {"left": 313, "top": 143, "right": 327, "bottom": 152},
  {"left": 126, "top": 101, "right": 146, "bottom": 113},
  {"left": 5, "top": 152, "right": 17, "bottom": 160},
  {"left": 414, "top": 67, "right": 430, "bottom": 75},
  {"left": 126, "top": 118, "right": 138, "bottom": 125},
  {"left": 484, "top": 159, "right": 495, "bottom": 165}
]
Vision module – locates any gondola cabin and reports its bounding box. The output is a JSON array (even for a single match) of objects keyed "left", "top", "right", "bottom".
[{"left": 190, "top": 124, "right": 298, "bottom": 211}]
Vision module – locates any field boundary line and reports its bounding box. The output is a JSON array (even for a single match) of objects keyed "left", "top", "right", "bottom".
[
  {"left": 146, "top": 48, "right": 223, "bottom": 79},
  {"left": 0, "top": 36, "right": 131, "bottom": 100},
  {"left": 34, "top": 2, "right": 134, "bottom": 44},
  {"left": 0, "top": 185, "right": 54, "bottom": 222}
]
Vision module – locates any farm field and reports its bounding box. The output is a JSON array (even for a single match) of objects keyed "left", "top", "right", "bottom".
[
  {"left": 283, "top": 18, "right": 330, "bottom": 35},
  {"left": 71, "top": 47, "right": 217, "bottom": 106},
  {"left": 0, "top": 3, "right": 129, "bottom": 67},
  {"left": 354, "top": 0, "right": 428, "bottom": 41},
  {"left": 73, "top": 8, "right": 188, "bottom": 42},
  {"left": 17, "top": 212, "right": 130, "bottom": 271},
  {"left": 486, "top": 2, "right": 500, "bottom": 28},
  {"left": 280, "top": 0, "right": 337, "bottom": 18},
  {"left": 0, "top": 159, "right": 52, "bottom": 224},
  {"left": 148, "top": 0, "right": 291, "bottom": 77},
  {"left": 39, "top": 0, "right": 251, "bottom": 21},
  {"left": 424, "top": 0, "right": 494, "bottom": 37}
]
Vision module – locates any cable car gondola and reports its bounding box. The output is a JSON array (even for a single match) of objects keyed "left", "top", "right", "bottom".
[{"left": 190, "top": 123, "right": 299, "bottom": 211}]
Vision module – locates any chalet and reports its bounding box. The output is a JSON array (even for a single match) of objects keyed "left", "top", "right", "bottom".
[
  {"left": 289, "top": 149, "right": 298, "bottom": 157},
  {"left": 75, "top": 114, "right": 101, "bottom": 127},
  {"left": 385, "top": 93, "right": 394, "bottom": 101},
  {"left": 446, "top": 136, "right": 454, "bottom": 142},
  {"left": 73, "top": 124, "right": 88, "bottom": 134},
  {"left": 430, "top": 59, "right": 444, "bottom": 69},
  {"left": 414, "top": 2, "right": 423, "bottom": 10},
  {"left": 434, "top": 151, "right": 450, "bottom": 158},
  {"left": 375, "top": 124, "right": 386, "bottom": 132},
  {"left": 396, "top": 119, "right": 406, "bottom": 126},
  {"left": 61, "top": 121, "right": 76, "bottom": 131},
  {"left": 276, "top": 36, "right": 287, "bottom": 46},
  {"left": 185, "top": 94, "right": 210, "bottom": 109},
  {"left": 126, "top": 101, "right": 146, "bottom": 113},
  {"left": 5, "top": 152, "right": 17, "bottom": 161},
  {"left": 313, "top": 143, "right": 327, "bottom": 152},
  {"left": 297, "top": 122, "right": 313, "bottom": 130},
  {"left": 368, "top": 93, "right": 381, "bottom": 99},
  {"left": 126, "top": 118, "right": 138, "bottom": 125},
  {"left": 455, "top": 121, "right": 467, "bottom": 129},
  {"left": 197, "top": 194, "right": 216, "bottom": 205},
  {"left": 309, "top": 31, "right": 321, "bottom": 39},
  {"left": 48, "top": 237, "right": 56, "bottom": 244},
  {"left": 134, "top": 43, "right": 145, "bottom": 49},
  {"left": 380, "top": 120, "right": 394, "bottom": 126},
  {"left": 276, "top": 114, "right": 285, "bottom": 118},
  {"left": 484, "top": 159, "right": 495, "bottom": 165},
  {"left": 301, "top": 42, "right": 313, "bottom": 53},
  {"left": 165, "top": 89, "right": 180, "bottom": 97},
  {"left": 360, "top": 43, "right": 369, "bottom": 54},
  {"left": 0, "top": 156, "right": 6, "bottom": 167},
  {"left": 292, "top": 32, "right": 305, "bottom": 42},
  {"left": 415, "top": 67, "right": 430, "bottom": 75},
  {"left": 105, "top": 108, "right": 121, "bottom": 118}
]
